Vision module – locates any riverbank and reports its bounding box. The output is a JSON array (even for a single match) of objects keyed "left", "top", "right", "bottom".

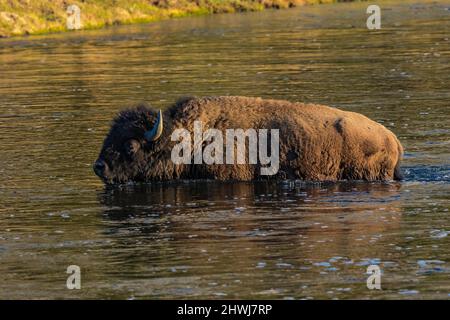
[{"left": 0, "top": 0, "right": 358, "bottom": 38}]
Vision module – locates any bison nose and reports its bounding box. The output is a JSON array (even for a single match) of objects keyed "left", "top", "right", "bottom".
[{"left": 93, "top": 159, "right": 106, "bottom": 177}]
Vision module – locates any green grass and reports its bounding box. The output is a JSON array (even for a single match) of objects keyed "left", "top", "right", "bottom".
[{"left": 0, "top": 0, "right": 356, "bottom": 38}]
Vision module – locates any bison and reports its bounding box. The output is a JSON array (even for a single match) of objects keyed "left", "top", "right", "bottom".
[{"left": 93, "top": 96, "right": 403, "bottom": 184}]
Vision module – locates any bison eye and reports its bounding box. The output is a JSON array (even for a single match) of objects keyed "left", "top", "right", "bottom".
[{"left": 124, "top": 139, "right": 140, "bottom": 156}]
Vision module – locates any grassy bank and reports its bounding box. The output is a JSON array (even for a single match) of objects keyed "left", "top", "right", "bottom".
[{"left": 0, "top": 0, "right": 355, "bottom": 38}]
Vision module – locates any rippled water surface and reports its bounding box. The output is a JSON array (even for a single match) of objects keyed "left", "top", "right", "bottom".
[{"left": 0, "top": 0, "right": 449, "bottom": 299}]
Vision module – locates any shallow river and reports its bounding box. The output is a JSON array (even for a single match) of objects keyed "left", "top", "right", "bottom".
[{"left": 0, "top": 0, "right": 449, "bottom": 299}]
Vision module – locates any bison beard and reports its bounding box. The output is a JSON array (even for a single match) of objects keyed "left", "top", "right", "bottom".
[{"left": 93, "top": 96, "right": 403, "bottom": 185}]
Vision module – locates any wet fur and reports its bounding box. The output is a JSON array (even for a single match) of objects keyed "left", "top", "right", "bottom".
[{"left": 96, "top": 96, "right": 403, "bottom": 184}]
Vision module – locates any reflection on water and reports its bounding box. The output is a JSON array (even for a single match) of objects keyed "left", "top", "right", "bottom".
[{"left": 0, "top": 0, "right": 449, "bottom": 299}]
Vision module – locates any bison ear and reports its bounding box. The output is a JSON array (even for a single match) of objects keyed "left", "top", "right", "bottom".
[{"left": 144, "top": 110, "right": 163, "bottom": 142}]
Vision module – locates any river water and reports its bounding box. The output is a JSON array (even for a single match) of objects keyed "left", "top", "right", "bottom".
[{"left": 0, "top": 0, "right": 449, "bottom": 299}]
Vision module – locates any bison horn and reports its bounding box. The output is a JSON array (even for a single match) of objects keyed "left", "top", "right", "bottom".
[{"left": 144, "top": 110, "right": 163, "bottom": 142}]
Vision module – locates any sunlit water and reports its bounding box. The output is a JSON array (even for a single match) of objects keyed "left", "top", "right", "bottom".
[{"left": 0, "top": 0, "right": 449, "bottom": 299}]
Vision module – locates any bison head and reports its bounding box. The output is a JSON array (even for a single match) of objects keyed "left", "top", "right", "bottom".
[{"left": 93, "top": 104, "right": 164, "bottom": 184}]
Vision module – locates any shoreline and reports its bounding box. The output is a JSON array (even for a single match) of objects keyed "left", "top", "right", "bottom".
[{"left": 0, "top": 0, "right": 358, "bottom": 38}]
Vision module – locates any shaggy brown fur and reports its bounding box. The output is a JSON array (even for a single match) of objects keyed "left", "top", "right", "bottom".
[{"left": 94, "top": 96, "right": 403, "bottom": 184}]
